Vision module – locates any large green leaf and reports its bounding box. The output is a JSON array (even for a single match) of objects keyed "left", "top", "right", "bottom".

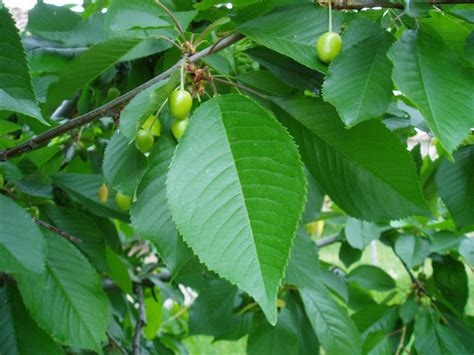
[
  {"left": 0, "top": 284, "right": 62, "bottom": 355},
  {"left": 415, "top": 308, "right": 469, "bottom": 355},
  {"left": 42, "top": 205, "right": 108, "bottom": 271},
  {"left": 45, "top": 37, "right": 142, "bottom": 113},
  {"left": 323, "top": 33, "right": 394, "bottom": 127},
  {"left": 239, "top": 3, "right": 344, "bottom": 73},
  {"left": 0, "top": 7, "right": 45, "bottom": 123},
  {"left": 52, "top": 173, "right": 128, "bottom": 220},
  {"left": 272, "top": 96, "right": 429, "bottom": 221},
  {"left": 387, "top": 28, "right": 474, "bottom": 155},
  {"left": 103, "top": 131, "right": 148, "bottom": 196},
  {"left": 0, "top": 195, "right": 45, "bottom": 274},
  {"left": 120, "top": 72, "right": 179, "bottom": 142},
  {"left": 167, "top": 95, "right": 306, "bottom": 324},
  {"left": 395, "top": 234, "right": 430, "bottom": 268},
  {"left": 300, "top": 286, "right": 362, "bottom": 355},
  {"left": 436, "top": 145, "right": 474, "bottom": 230},
  {"left": 131, "top": 135, "right": 192, "bottom": 275},
  {"left": 16, "top": 231, "right": 109, "bottom": 352}
]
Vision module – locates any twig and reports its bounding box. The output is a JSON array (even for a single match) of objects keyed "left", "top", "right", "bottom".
[
  {"left": 395, "top": 326, "right": 407, "bottom": 355},
  {"left": 317, "top": 0, "right": 474, "bottom": 9},
  {"left": 316, "top": 234, "right": 339, "bottom": 248},
  {"left": 132, "top": 283, "right": 147, "bottom": 355},
  {"left": 107, "top": 332, "right": 128, "bottom": 355},
  {"left": 0, "top": 33, "right": 244, "bottom": 161},
  {"left": 34, "top": 218, "right": 82, "bottom": 244},
  {"left": 213, "top": 77, "right": 268, "bottom": 99}
]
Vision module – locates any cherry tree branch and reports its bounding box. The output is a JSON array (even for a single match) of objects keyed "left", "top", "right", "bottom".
[
  {"left": 132, "top": 283, "right": 147, "bottom": 355},
  {"left": 34, "top": 218, "right": 82, "bottom": 244},
  {"left": 0, "top": 33, "right": 244, "bottom": 161}
]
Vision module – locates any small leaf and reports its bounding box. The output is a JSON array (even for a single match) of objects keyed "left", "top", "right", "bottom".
[
  {"left": 345, "top": 217, "right": 381, "bottom": 250},
  {"left": 103, "top": 131, "right": 148, "bottom": 196},
  {"left": 323, "top": 33, "right": 394, "bottom": 127},
  {"left": 0, "top": 195, "right": 45, "bottom": 274},
  {"left": 16, "top": 231, "right": 109, "bottom": 352},
  {"left": 167, "top": 95, "right": 306, "bottom": 324},
  {"left": 348, "top": 265, "right": 395, "bottom": 292},
  {"left": 432, "top": 255, "right": 468, "bottom": 312},
  {"left": 395, "top": 234, "right": 431, "bottom": 268},
  {"left": 387, "top": 28, "right": 474, "bottom": 155},
  {"left": 105, "top": 245, "right": 132, "bottom": 294},
  {"left": 436, "top": 145, "right": 474, "bottom": 230},
  {"left": 0, "top": 7, "right": 45, "bottom": 123},
  {"left": 239, "top": 3, "right": 344, "bottom": 73},
  {"left": 0, "top": 284, "right": 62, "bottom": 355}
]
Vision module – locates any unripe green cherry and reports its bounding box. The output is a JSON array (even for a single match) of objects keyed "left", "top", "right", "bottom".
[
  {"left": 316, "top": 31, "right": 342, "bottom": 64},
  {"left": 107, "top": 87, "right": 121, "bottom": 100},
  {"left": 169, "top": 89, "right": 192, "bottom": 120},
  {"left": 0, "top": 172, "right": 4, "bottom": 190},
  {"left": 142, "top": 114, "right": 162, "bottom": 136},
  {"left": 171, "top": 118, "right": 189, "bottom": 141},
  {"left": 135, "top": 129, "right": 154, "bottom": 154},
  {"left": 115, "top": 192, "right": 131, "bottom": 211}
]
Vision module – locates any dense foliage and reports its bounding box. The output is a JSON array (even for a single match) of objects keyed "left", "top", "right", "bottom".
[{"left": 0, "top": 0, "right": 473, "bottom": 354}]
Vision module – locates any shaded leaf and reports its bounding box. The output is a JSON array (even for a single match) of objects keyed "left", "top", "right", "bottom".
[
  {"left": 395, "top": 234, "right": 431, "bottom": 268},
  {"left": 348, "top": 265, "right": 395, "bottom": 292}
]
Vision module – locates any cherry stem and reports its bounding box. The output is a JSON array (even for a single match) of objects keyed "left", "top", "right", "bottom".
[
  {"left": 146, "top": 98, "right": 168, "bottom": 133},
  {"left": 180, "top": 59, "right": 185, "bottom": 91},
  {"left": 329, "top": 0, "right": 333, "bottom": 32}
]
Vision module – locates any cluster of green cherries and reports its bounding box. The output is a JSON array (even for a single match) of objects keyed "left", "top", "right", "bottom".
[
  {"left": 99, "top": 87, "right": 194, "bottom": 211},
  {"left": 135, "top": 88, "right": 193, "bottom": 154},
  {"left": 316, "top": 2, "right": 342, "bottom": 64}
]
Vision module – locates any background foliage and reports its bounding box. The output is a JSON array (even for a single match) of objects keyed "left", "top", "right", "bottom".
[{"left": 0, "top": 0, "right": 473, "bottom": 354}]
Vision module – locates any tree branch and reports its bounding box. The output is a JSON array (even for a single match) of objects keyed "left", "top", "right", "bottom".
[
  {"left": 34, "top": 218, "right": 82, "bottom": 244},
  {"left": 317, "top": 0, "right": 474, "bottom": 9},
  {"left": 316, "top": 234, "right": 340, "bottom": 248},
  {"left": 0, "top": 33, "right": 244, "bottom": 161},
  {"left": 132, "top": 283, "right": 147, "bottom": 355}
]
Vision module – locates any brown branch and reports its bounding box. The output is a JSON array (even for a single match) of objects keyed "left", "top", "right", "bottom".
[
  {"left": 34, "top": 218, "right": 82, "bottom": 244},
  {"left": 316, "top": 234, "right": 339, "bottom": 248},
  {"left": 132, "top": 283, "right": 147, "bottom": 355},
  {"left": 317, "top": 0, "right": 474, "bottom": 9},
  {"left": 0, "top": 33, "right": 244, "bottom": 161},
  {"left": 213, "top": 77, "right": 268, "bottom": 99}
]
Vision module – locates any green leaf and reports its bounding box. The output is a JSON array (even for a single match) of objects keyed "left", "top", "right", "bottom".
[
  {"left": 348, "top": 265, "right": 395, "bottom": 292},
  {"left": 42, "top": 205, "right": 108, "bottom": 271},
  {"left": 301, "top": 166, "right": 324, "bottom": 224},
  {"left": 339, "top": 241, "right": 362, "bottom": 268},
  {"left": 167, "top": 95, "right": 306, "bottom": 324},
  {"left": 323, "top": 33, "right": 394, "bottom": 127},
  {"left": 237, "top": 70, "right": 294, "bottom": 96},
  {"left": 0, "top": 120, "right": 21, "bottom": 135},
  {"left": 387, "top": 28, "right": 474, "bottom": 155},
  {"left": 352, "top": 304, "right": 398, "bottom": 339},
  {"left": 16, "top": 231, "right": 109, "bottom": 352},
  {"left": 52, "top": 173, "right": 128, "bottom": 220},
  {"left": 300, "top": 286, "right": 362, "bottom": 355},
  {"left": 120, "top": 72, "right": 179, "bottom": 141},
  {"left": 415, "top": 308, "right": 469, "bottom": 355},
  {"left": 429, "top": 231, "right": 463, "bottom": 254},
  {"left": 247, "top": 310, "right": 298, "bottom": 355},
  {"left": 105, "top": 245, "right": 132, "bottom": 294},
  {"left": 394, "top": 234, "right": 431, "bottom": 268},
  {"left": 459, "top": 237, "right": 474, "bottom": 267},
  {"left": 103, "top": 131, "right": 148, "bottom": 196},
  {"left": 432, "top": 255, "right": 468, "bottom": 312},
  {"left": 239, "top": 3, "right": 344, "bottom": 73},
  {"left": 362, "top": 331, "right": 392, "bottom": 355},
  {"left": 0, "top": 284, "right": 62, "bottom": 355},
  {"left": 131, "top": 135, "right": 192, "bottom": 275},
  {"left": 273, "top": 96, "right": 429, "bottom": 221},
  {"left": 0, "top": 7, "right": 45, "bottom": 123},
  {"left": 0, "top": 195, "right": 45, "bottom": 274},
  {"left": 436, "top": 145, "right": 474, "bottom": 230},
  {"left": 399, "top": 294, "right": 419, "bottom": 324},
  {"left": 247, "top": 47, "right": 323, "bottom": 91},
  {"left": 45, "top": 37, "right": 143, "bottom": 113},
  {"left": 144, "top": 293, "right": 162, "bottom": 340},
  {"left": 189, "top": 279, "right": 251, "bottom": 340},
  {"left": 284, "top": 227, "right": 320, "bottom": 288},
  {"left": 345, "top": 217, "right": 381, "bottom": 250}
]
